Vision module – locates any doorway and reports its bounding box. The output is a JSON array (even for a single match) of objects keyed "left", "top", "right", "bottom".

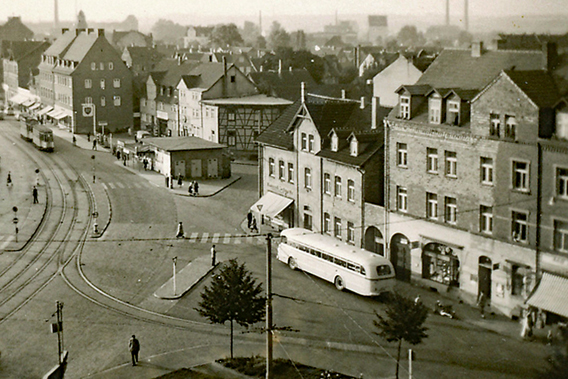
[
  {"left": 191, "top": 159, "right": 202, "bottom": 178},
  {"left": 478, "top": 256, "right": 492, "bottom": 300},
  {"left": 364, "top": 226, "right": 384, "bottom": 255},
  {"left": 390, "top": 233, "right": 411, "bottom": 282},
  {"left": 207, "top": 158, "right": 218, "bottom": 177}
]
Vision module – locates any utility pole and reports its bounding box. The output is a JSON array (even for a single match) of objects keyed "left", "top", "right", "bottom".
[
  {"left": 53, "top": 301, "right": 64, "bottom": 364},
  {"left": 173, "top": 256, "right": 177, "bottom": 296},
  {"left": 91, "top": 155, "right": 96, "bottom": 183},
  {"left": 265, "top": 233, "right": 273, "bottom": 379},
  {"left": 12, "top": 206, "right": 18, "bottom": 242}
]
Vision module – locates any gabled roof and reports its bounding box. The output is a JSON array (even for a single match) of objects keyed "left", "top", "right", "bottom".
[
  {"left": 396, "top": 84, "right": 432, "bottom": 96},
  {"left": 143, "top": 136, "right": 224, "bottom": 151},
  {"left": 4, "top": 40, "right": 46, "bottom": 60},
  {"left": 425, "top": 88, "right": 453, "bottom": 98},
  {"left": 318, "top": 129, "right": 383, "bottom": 167},
  {"left": 43, "top": 30, "right": 77, "bottom": 58},
  {"left": 185, "top": 62, "right": 226, "bottom": 89},
  {"left": 504, "top": 70, "right": 560, "bottom": 108},
  {"left": 125, "top": 46, "right": 164, "bottom": 64},
  {"left": 417, "top": 48, "right": 546, "bottom": 90},
  {"left": 256, "top": 94, "right": 376, "bottom": 150},
  {"left": 249, "top": 69, "right": 317, "bottom": 101},
  {"left": 158, "top": 60, "right": 202, "bottom": 88},
  {"left": 61, "top": 32, "right": 98, "bottom": 62},
  {"left": 448, "top": 88, "right": 479, "bottom": 101},
  {"left": 0, "top": 16, "right": 33, "bottom": 41}
]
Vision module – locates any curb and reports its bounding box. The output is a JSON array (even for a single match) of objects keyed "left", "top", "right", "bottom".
[{"left": 154, "top": 262, "right": 220, "bottom": 300}]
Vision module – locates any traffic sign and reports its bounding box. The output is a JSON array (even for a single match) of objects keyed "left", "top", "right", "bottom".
[{"left": 12, "top": 217, "right": 18, "bottom": 224}]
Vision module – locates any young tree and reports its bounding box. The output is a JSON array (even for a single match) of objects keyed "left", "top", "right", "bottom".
[
  {"left": 195, "top": 259, "right": 265, "bottom": 358},
  {"left": 373, "top": 292, "right": 429, "bottom": 379}
]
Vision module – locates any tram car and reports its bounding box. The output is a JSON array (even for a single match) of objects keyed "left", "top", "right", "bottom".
[
  {"left": 32, "top": 124, "right": 54, "bottom": 152},
  {"left": 19, "top": 117, "right": 35, "bottom": 141}
]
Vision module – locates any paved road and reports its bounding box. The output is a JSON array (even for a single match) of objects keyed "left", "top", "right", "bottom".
[{"left": 0, "top": 122, "right": 553, "bottom": 379}]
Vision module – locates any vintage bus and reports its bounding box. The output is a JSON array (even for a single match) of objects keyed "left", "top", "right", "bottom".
[{"left": 277, "top": 228, "right": 395, "bottom": 296}]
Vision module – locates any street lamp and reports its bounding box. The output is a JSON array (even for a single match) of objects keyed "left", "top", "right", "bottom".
[
  {"left": 172, "top": 256, "right": 177, "bottom": 296},
  {"left": 35, "top": 168, "right": 40, "bottom": 186},
  {"left": 91, "top": 155, "right": 96, "bottom": 183},
  {"left": 12, "top": 206, "right": 18, "bottom": 242}
]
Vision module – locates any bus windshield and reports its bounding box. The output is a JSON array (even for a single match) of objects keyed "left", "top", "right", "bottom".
[{"left": 376, "top": 265, "right": 392, "bottom": 277}]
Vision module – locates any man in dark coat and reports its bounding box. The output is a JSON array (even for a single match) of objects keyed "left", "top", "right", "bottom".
[{"left": 129, "top": 335, "right": 140, "bottom": 366}]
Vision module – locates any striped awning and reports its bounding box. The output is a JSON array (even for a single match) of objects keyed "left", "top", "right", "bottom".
[
  {"left": 8, "top": 93, "right": 27, "bottom": 105},
  {"left": 526, "top": 272, "right": 568, "bottom": 318},
  {"left": 22, "top": 99, "right": 36, "bottom": 107},
  {"left": 29, "top": 103, "right": 42, "bottom": 111},
  {"left": 52, "top": 112, "right": 68, "bottom": 120},
  {"left": 37, "top": 106, "right": 53, "bottom": 116},
  {"left": 46, "top": 109, "right": 60, "bottom": 117}
]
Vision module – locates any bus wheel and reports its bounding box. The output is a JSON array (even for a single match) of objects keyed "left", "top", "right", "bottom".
[
  {"left": 288, "top": 257, "right": 298, "bottom": 270},
  {"left": 334, "top": 276, "right": 345, "bottom": 291}
]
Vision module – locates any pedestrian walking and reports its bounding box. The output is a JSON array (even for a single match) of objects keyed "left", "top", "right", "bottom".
[
  {"left": 87, "top": 132, "right": 90, "bottom": 142},
  {"left": 477, "top": 292, "right": 487, "bottom": 319},
  {"left": 193, "top": 180, "right": 199, "bottom": 196},
  {"left": 92, "top": 138, "right": 97, "bottom": 150},
  {"left": 32, "top": 186, "right": 38, "bottom": 204},
  {"left": 247, "top": 210, "right": 253, "bottom": 229},
  {"left": 211, "top": 245, "right": 217, "bottom": 266},
  {"left": 250, "top": 216, "right": 258, "bottom": 233},
  {"left": 165, "top": 175, "right": 170, "bottom": 188},
  {"left": 188, "top": 181, "right": 193, "bottom": 195},
  {"left": 128, "top": 335, "right": 140, "bottom": 366},
  {"left": 176, "top": 221, "right": 184, "bottom": 238},
  {"left": 177, "top": 174, "right": 183, "bottom": 187},
  {"left": 143, "top": 158, "right": 148, "bottom": 170},
  {"left": 7, "top": 171, "right": 12, "bottom": 187},
  {"left": 72, "top": 135, "right": 76, "bottom": 146}
]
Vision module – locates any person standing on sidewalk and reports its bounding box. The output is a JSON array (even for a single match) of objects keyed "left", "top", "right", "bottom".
[
  {"left": 177, "top": 174, "right": 183, "bottom": 188},
  {"left": 32, "top": 186, "right": 38, "bottom": 204},
  {"left": 92, "top": 138, "right": 97, "bottom": 150},
  {"left": 477, "top": 292, "right": 487, "bottom": 319},
  {"left": 247, "top": 210, "right": 253, "bottom": 229},
  {"left": 193, "top": 180, "right": 199, "bottom": 196},
  {"left": 211, "top": 245, "right": 217, "bottom": 266},
  {"left": 7, "top": 171, "right": 12, "bottom": 187},
  {"left": 129, "top": 335, "right": 140, "bottom": 366}
]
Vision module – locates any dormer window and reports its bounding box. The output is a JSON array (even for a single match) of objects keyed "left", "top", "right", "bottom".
[
  {"left": 400, "top": 96, "right": 410, "bottom": 119},
  {"left": 429, "top": 96, "right": 442, "bottom": 124},
  {"left": 505, "top": 115, "right": 516, "bottom": 140},
  {"left": 331, "top": 134, "right": 338, "bottom": 152},
  {"left": 490, "top": 113, "right": 500, "bottom": 137},
  {"left": 308, "top": 134, "right": 315, "bottom": 152},
  {"left": 350, "top": 138, "right": 358, "bottom": 156},
  {"left": 447, "top": 100, "right": 460, "bottom": 125}
]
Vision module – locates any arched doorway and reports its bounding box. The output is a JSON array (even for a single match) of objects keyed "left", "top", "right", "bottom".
[
  {"left": 364, "top": 226, "right": 384, "bottom": 256},
  {"left": 390, "top": 233, "right": 411, "bottom": 282},
  {"left": 478, "top": 256, "right": 492, "bottom": 300},
  {"left": 422, "top": 242, "right": 460, "bottom": 287}
]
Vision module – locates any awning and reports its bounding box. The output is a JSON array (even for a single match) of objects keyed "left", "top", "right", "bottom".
[
  {"left": 251, "top": 192, "right": 293, "bottom": 218},
  {"left": 47, "top": 109, "right": 60, "bottom": 117},
  {"left": 52, "top": 112, "right": 68, "bottom": 120},
  {"left": 22, "top": 99, "right": 36, "bottom": 107},
  {"left": 8, "top": 93, "right": 26, "bottom": 105},
  {"left": 526, "top": 272, "right": 568, "bottom": 318},
  {"left": 37, "top": 106, "right": 53, "bottom": 116},
  {"left": 29, "top": 103, "right": 42, "bottom": 111}
]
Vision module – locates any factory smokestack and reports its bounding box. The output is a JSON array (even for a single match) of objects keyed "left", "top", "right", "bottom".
[
  {"left": 54, "top": 0, "right": 59, "bottom": 32},
  {"left": 445, "top": 0, "right": 450, "bottom": 26},
  {"left": 464, "top": 0, "right": 469, "bottom": 31}
]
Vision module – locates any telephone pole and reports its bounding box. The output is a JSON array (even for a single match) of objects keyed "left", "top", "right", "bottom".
[{"left": 265, "top": 233, "right": 273, "bottom": 379}]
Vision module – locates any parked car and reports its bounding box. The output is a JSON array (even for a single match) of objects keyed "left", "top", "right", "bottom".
[{"left": 136, "top": 130, "right": 151, "bottom": 140}]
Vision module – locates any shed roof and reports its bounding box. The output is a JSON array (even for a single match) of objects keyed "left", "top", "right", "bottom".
[{"left": 142, "top": 136, "right": 225, "bottom": 151}]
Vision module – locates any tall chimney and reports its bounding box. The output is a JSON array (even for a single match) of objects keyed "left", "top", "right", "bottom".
[
  {"left": 446, "top": 0, "right": 450, "bottom": 26},
  {"left": 464, "top": 0, "right": 469, "bottom": 31},
  {"left": 301, "top": 82, "right": 305, "bottom": 104},
  {"left": 54, "top": 0, "right": 59, "bottom": 32},
  {"left": 371, "top": 97, "right": 377, "bottom": 129}
]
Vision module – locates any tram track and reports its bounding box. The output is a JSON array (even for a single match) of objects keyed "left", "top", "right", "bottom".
[{"left": 0, "top": 128, "right": 89, "bottom": 324}]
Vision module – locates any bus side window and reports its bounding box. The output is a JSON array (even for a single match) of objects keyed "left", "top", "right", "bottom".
[{"left": 281, "top": 236, "right": 287, "bottom": 244}]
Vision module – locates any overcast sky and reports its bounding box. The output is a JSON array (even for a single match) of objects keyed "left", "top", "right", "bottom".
[{"left": 2, "top": 0, "right": 566, "bottom": 23}]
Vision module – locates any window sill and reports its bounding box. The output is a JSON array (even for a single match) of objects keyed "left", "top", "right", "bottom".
[
  {"left": 397, "top": 165, "right": 408, "bottom": 169},
  {"left": 427, "top": 171, "right": 438, "bottom": 175},
  {"left": 511, "top": 189, "right": 531, "bottom": 195},
  {"left": 481, "top": 182, "right": 494, "bottom": 187},
  {"left": 446, "top": 175, "right": 457, "bottom": 179}
]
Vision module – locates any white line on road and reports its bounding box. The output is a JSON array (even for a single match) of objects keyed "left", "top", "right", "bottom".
[
  {"left": 189, "top": 232, "right": 199, "bottom": 242},
  {"left": 116, "top": 182, "right": 125, "bottom": 189},
  {"left": 0, "top": 235, "right": 14, "bottom": 250},
  {"left": 108, "top": 182, "right": 116, "bottom": 189},
  {"left": 101, "top": 183, "right": 108, "bottom": 190},
  {"left": 212, "top": 233, "right": 220, "bottom": 243},
  {"left": 223, "top": 234, "right": 231, "bottom": 244},
  {"left": 200, "top": 232, "right": 209, "bottom": 243}
]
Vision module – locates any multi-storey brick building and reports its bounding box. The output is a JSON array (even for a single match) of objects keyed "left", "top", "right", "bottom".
[
  {"left": 38, "top": 28, "right": 133, "bottom": 134},
  {"left": 255, "top": 91, "right": 388, "bottom": 247},
  {"left": 378, "top": 41, "right": 565, "bottom": 317}
]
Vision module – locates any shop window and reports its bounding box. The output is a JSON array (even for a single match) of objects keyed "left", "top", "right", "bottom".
[{"left": 422, "top": 243, "right": 459, "bottom": 286}]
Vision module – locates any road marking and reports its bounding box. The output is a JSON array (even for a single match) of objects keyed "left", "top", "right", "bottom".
[
  {"left": 133, "top": 183, "right": 143, "bottom": 189},
  {"left": 116, "top": 182, "right": 125, "bottom": 189},
  {"left": 0, "top": 235, "right": 14, "bottom": 250},
  {"left": 223, "top": 234, "right": 231, "bottom": 244},
  {"left": 108, "top": 182, "right": 116, "bottom": 189},
  {"left": 212, "top": 233, "right": 220, "bottom": 243},
  {"left": 189, "top": 232, "right": 199, "bottom": 243},
  {"left": 200, "top": 232, "right": 209, "bottom": 243}
]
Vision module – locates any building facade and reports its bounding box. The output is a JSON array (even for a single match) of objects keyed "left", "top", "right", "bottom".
[{"left": 38, "top": 28, "right": 133, "bottom": 134}]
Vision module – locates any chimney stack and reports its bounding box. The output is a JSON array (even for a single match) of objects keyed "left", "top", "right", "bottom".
[
  {"left": 371, "top": 97, "right": 377, "bottom": 129},
  {"left": 464, "top": 0, "right": 469, "bottom": 32},
  {"left": 471, "top": 41, "right": 483, "bottom": 57},
  {"left": 301, "top": 82, "right": 305, "bottom": 104},
  {"left": 97, "top": 28, "right": 105, "bottom": 37}
]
